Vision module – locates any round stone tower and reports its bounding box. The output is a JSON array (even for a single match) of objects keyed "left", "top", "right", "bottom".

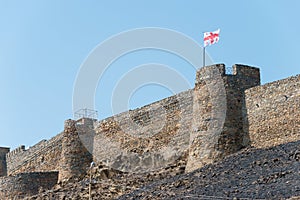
[
  {"left": 58, "top": 119, "right": 93, "bottom": 182},
  {"left": 186, "top": 64, "right": 260, "bottom": 172}
]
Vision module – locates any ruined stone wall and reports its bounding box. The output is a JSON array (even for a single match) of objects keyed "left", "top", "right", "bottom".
[
  {"left": 0, "top": 147, "right": 10, "bottom": 176},
  {"left": 245, "top": 74, "right": 300, "bottom": 148},
  {"left": 6, "top": 133, "right": 64, "bottom": 175},
  {"left": 93, "top": 89, "right": 193, "bottom": 172},
  {"left": 0, "top": 172, "right": 58, "bottom": 199}
]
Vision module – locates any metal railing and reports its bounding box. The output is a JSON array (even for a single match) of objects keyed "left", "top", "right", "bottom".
[{"left": 74, "top": 108, "right": 98, "bottom": 120}]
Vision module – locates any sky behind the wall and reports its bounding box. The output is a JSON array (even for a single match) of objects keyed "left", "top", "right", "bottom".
[{"left": 0, "top": 0, "right": 299, "bottom": 149}]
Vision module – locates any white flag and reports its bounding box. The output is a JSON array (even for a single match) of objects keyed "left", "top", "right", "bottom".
[{"left": 204, "top": 29, "right": 220, "bottom": 47}]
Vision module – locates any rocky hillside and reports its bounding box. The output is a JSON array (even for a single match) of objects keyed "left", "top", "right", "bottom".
[
  {"left": 25, "top": 140, "right": 299, "bottom": 200},
  {"left": 121, "top": 140, "right": 300, "bottom": 200},
  {"left": 24, "top": 154, "right": 187, "bottom": 200}
]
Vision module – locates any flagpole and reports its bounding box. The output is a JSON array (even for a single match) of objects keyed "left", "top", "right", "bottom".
[
  {"left": 203, "top": 28, "right": 220, "bottom": 68},
  {"left": 203, "top": 47, "right": 205, "bottom": 67}
]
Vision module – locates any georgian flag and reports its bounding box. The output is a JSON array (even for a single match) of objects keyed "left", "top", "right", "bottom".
[{"left": 204, "top": 29, "right": 220, "bottom": 47}]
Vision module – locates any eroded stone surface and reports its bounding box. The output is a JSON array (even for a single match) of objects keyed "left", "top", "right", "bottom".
[
  {"left": 245, "top": 74, "right": 300, "bottom": 148},
  {"left": 0, "top": 63, "right": 299, "bottom": 199}
]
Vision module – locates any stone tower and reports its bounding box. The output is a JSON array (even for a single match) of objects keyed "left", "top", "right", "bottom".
[
  {"left": 186, "top": 64, "right": 260, "bottom": 172},
  {"left": 58, "top": 119, "right": 94, "bottom": 182},
  {"left": 0, "top": 147, "right": 10, "bottom": 176}
]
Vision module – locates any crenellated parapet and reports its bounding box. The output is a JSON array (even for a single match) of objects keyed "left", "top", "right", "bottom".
[
  {"left": 5, "top": 145, "right": 25, "bottom": 159},
  {"left": 5, "top": 134, "right": 63, "bottom": 176}
]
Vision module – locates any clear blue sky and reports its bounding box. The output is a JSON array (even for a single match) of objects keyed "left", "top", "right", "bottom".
[{"left": 0, "top": 1, "right": 299, "bottom": 149}]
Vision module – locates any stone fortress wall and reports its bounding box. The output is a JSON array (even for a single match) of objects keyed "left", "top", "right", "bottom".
[
  {"left": 93, "top": 89, "right": 194, "bottom": 173},
  {"left": 0, "top": 63, "right": 299, "bottom": 199},
  {"left": 5, "top": 133, "right": 64, "bottom": 176},
  {"left": 0, "top": 172, "right": 58, "bottom": 199},
  {"left": 245, "top": 74, "right": 300, "bottom": 148}
]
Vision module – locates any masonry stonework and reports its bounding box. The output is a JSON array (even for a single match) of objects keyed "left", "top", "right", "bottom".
[
  {"left": 0, "top": 172, "right": 58, "bottom": 199},
  {"left": 245, "top": 74, "right": 300, "bottom": 148},
  {"left": 58, "top": 119, "right": 93, "bottom": 182},
  {"left": 0, "top": 147, "right": 10, "bottom": 176},
  {"left": 0, "top": 63, "right": 298, "bottom": 198},
  {"left": 186, "top": 64, "right": 260, "bottom": 172},
  {"left": 6, "top": 133, "right": 63, "bottom": 176},
  {"left": 93, "top": 89, "right": 193, "bottom": 172}
]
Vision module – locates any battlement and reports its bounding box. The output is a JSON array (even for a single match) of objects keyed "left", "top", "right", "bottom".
[
  {"left": 75, "top": 117, "right": 97, "bottom": 128},
  {"left": 196, "top": 63, "right": 260, "bottom": 82},
  {"left": 6, "top": 145, "right": 26, "bottom": 159},
  {"left": 64, "top": 119, "right": 76, "bottom": 130},
  {"left": 232, "top": 64, "right": 260, "bottom": 78},
  {"left": 4, "top": 133, "right": 64, "bottom": 176},
  {"left": 63, "top": 118, "right": 97, "bottom": 136}
]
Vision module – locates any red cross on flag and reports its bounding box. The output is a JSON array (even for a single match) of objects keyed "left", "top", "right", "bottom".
[{"left": 204, "top": 29, "right": 220, "bottom": 47}]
